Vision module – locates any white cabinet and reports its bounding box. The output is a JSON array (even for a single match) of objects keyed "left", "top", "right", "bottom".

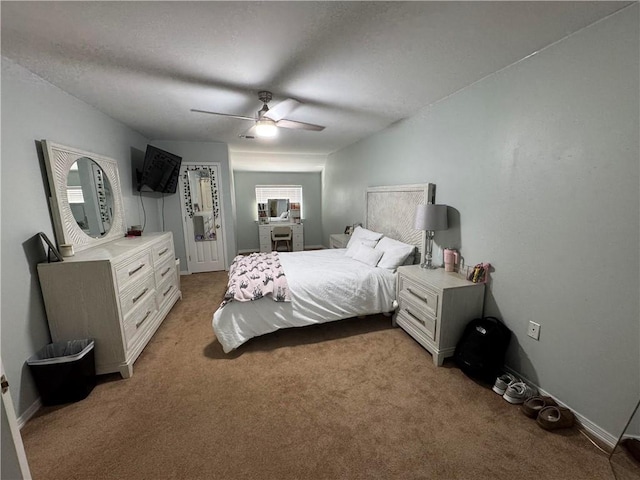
[
  {"left": 258, "top": 223, "right": 304, "bottom": 252},
  {"left": 329, "top": 233, "right": 350, "bottom": 249},
  {"left": 394, "top": 266, "right": 484, "bottom": 366},
  {"left": 37, "top": 232, "right": 181, "bottom": 379}
]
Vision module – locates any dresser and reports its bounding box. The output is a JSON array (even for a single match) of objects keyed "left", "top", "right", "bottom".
[
  {"left": 258, "top": 223, "right": 304, "bottom": 252},
  {"left": 329, "top": 233, "right": 350, "bottom": 249},
  {"left": 37, "top": 232, "right": 181, "bottom": 378},
  {"left": 394, "top": 265, "right": 484, "bottom": 366}
]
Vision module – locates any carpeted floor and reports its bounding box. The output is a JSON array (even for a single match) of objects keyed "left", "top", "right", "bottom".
[{"left": 21, "top": 271, "right": 619, "bottom": 479}]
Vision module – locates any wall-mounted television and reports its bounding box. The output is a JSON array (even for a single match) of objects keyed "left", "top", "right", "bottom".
[{"left": 137, "top": 145, "right": 182, "bottom": 194}]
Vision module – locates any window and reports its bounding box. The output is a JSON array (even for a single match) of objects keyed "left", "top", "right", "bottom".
[{"left": 255, "top": 185, "right": 303, "bottom": 218}]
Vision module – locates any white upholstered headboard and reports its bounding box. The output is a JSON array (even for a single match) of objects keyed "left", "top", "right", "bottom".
[{"left": 365, "top": 183, "right": 435, "bottom": 261}]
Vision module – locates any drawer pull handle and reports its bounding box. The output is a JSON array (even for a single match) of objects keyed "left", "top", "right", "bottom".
[
  {"left": 158, "top": 248, "right": 169, "bottom": 256},
  {"left": 405, "top": 308, "right": 426, "bottom": 327},
  {"left": 407, "top": 287, "right": 428, "bottom": 303},
  {"left": 132, "top": 288, "right": 148, "bottom": 303},
  {"left": 136, "top": 310, "right": 152, "bottom": 328},
  {"left": 128, "top": 264, "right": 144, "bottom": 276},
  {"left": 161, "top": 267, "right": 171, "bottom": 277},
  {"left": 163, "top": 285, "right": 173, "bottom": 297}
]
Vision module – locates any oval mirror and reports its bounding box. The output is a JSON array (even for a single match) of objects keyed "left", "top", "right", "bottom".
[{"left": 66, "top": 157, "right": 114, "bottom": 238}]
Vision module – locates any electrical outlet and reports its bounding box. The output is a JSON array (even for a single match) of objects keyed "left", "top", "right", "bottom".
[{"left": 527, "top": 321, "right": 540, "bottom": 340}]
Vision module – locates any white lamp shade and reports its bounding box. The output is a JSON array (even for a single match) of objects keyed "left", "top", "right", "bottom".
[
  {"left": 414, "top": 204, "right": 448, "bottom": 231},
  {"left": 255, "top": 119, "right": 278, "bottom": 138}
]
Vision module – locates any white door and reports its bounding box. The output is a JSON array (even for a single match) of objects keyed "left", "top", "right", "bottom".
[
  {"left": 1, "top": 360, "right": 32, "bottom": 479},
  {"left": 179, "top": 163, "right": 225, "bottom": 273}
]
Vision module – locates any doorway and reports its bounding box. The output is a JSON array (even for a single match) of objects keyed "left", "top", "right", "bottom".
[{"left": 178, "top": 163, "right": 225, "bottom": 273}]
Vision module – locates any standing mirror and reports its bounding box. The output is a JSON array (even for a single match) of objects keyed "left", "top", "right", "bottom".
[
  {"left": 42, "top": 141, "right": 126, "bottom": 252},
  {"left": 610, "top": 398, "right": 640, "bottom": 479}
]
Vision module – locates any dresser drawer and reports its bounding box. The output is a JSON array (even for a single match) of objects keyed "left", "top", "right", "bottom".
[
  {"left": 119, "top": 273, "right": 156, "bottom": 318},
  {"left": 398, "top": 291, "right": 436, "bottom": 341},
  {"left": 156, "top": 273, "right": 179, "bottom": 311},
  {"left": 123, "top": 293, "right": 158, "bottom": 350},
  {"left": 398, "top": 274, "right": 438, "bottom": 316},
  {"left": 152, "top": 237, "right": 174, "bottom": 265},
  {"left": 154, "top": 255, "right": 176, "bottom": 285},
  {"left": 114, "top": 250, "right": 154, "bottom": 293}
]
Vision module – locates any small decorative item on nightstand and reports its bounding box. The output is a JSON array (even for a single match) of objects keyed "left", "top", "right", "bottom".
[{"left": 466, "top": 262, "right": 490, "bottom": 283}]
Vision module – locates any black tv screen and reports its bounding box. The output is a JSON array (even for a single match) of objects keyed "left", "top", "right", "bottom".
[{"left": 138, "top": 145, "right": 182, "bottom": 194}]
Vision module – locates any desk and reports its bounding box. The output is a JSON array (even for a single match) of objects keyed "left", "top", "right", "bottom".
[{"left": 258, "top": 223, "right": 303, "bottom": 252}]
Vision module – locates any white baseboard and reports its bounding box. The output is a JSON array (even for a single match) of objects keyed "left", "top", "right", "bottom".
[
  {"left": 237, "top": 249, "right": 258, "bottom": 254},
  {"left": 504, "top": 367, "right": 619, "bottom": 449},
  {"left": 17, "top": 397, "right": 41, "bottom": 430}
]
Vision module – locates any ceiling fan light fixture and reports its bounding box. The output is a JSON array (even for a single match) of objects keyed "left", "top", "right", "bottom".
[{"left": 255, "top": 118, "right": 278, "bottom": 138}]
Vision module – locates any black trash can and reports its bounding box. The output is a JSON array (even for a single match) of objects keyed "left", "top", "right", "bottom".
[{"left": 27, "top": 339, "right": 96, "bottom": 406}]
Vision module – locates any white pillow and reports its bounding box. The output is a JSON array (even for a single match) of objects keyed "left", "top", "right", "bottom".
[
  {"left": 375, "top": 237, "right": 416, "bottom": 271},
  {"left": 351, "top": 244, "right": 384, "bottom": 267},
  {"left": 346, "top": 226, "right": 383, "bottom": 249},
  {"left": 344, "top": 240, "right": 367, "bottom": 258}
]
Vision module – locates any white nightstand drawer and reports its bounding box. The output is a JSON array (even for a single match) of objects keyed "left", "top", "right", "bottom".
[
  {"left": 399, "top": 275, "right": 438, "bottom": 316},
  {"left": 398, "top": 291, "right": 436, "bottom": 340}
]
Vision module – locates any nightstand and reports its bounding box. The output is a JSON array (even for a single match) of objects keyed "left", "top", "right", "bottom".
[
  {"left": 394, "top": 265, "right": 485, "bottom": 366},
  {"left": 329, "top": 233, "right": 350, "bottom": 249}
]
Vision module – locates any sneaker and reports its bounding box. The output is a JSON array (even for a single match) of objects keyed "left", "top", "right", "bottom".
[
  {"left": 503, "top": 381, "right": 538, "bottom": 404},
  {"left": 492, "top": 373, "right": 518, "bottom": 395}
]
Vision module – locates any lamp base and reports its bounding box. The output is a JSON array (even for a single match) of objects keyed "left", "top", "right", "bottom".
[{"left": 420, "top": 262, "right": 438, "bottom": 269}]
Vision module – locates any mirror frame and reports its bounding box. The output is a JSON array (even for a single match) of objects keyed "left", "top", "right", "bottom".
[{"left": 42, "top": 140, "right": 126, "bottom": 252}]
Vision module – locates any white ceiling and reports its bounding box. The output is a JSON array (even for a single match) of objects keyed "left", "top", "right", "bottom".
[{"left": 1, "top": 1, "right": 629, "bottom": 170}]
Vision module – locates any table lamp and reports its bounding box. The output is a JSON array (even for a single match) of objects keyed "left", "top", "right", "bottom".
[{"left": 413, "top": 204, "right": 448, "bottom": 269}]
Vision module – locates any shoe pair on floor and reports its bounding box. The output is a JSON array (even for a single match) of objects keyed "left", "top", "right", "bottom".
[
  {"left": 492, "top": 373, "right": 537, "bottom": 404},
  {"left": 523, "top": 396, "right": 576, "bottom": 430},
  {"left": 493, "top": 373, "right": 575, "bottom": 430}
]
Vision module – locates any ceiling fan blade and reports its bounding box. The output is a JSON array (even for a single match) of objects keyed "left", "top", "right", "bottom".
[
  {"left": 263, "top": 98, "right": 300, "bottom": 122},
  {"left": 190, "top": 109, "right": 255, "bottom": 122},
  {"left": 276, "top": 119, "right": 325, "bottom": 131}
]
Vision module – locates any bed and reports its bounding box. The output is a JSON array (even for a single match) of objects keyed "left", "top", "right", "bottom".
[{"left": 212, "top": 183, "right": 434, "bottom": 353}]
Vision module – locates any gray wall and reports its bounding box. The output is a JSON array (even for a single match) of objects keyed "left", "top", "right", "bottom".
[
  {"left": 322, "top": 7, "right": 639, "bottom": 440},
  {"left": 233, "top": 171, "right": 323, "bottom": 252},
  {"left": 1, "top": 57, "right": 156, "bottom": 416},
  {"left": 148, "top": 141, "right": 235, "bottom": 271}
]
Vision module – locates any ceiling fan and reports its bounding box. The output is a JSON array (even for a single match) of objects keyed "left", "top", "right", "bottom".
[{"left": 191, "top": 91, "right": 325, "bottom": 139}]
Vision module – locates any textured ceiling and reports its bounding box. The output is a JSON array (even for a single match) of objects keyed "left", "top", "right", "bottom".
[{"left": 1, "top": 1, "right": 629, "bottom": 169}]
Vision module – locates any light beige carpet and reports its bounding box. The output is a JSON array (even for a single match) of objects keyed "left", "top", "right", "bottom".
[{"left": 21, "top": 271, "right": 618, "bottom": 479}]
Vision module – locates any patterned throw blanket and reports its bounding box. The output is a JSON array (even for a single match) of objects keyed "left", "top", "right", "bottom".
[{"left": 220, "top": 252, "right": 291, "bottom": 307}]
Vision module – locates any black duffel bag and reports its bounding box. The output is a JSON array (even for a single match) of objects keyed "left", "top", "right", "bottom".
[{"left": 454, "top": 316, "right": 512, "bottom": 383}]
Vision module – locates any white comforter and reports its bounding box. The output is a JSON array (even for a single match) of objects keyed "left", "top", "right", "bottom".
[{"left": 212, "top": 248, "right": 396, "bottom": 353}]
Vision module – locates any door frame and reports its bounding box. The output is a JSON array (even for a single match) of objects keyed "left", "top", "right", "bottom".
[{"left": 179, "top": 162, "right": 227, "bottom": 274}]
